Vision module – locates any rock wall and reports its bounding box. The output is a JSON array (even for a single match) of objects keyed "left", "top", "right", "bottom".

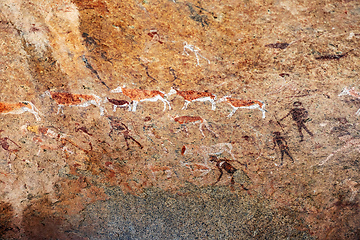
[{"left": 0, "top": 0, "right": 360, "bottom": 239}]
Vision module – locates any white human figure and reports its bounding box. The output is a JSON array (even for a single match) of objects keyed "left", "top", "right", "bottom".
[{"left": 183, "top": 41, "right": 210, "bottom": 66}]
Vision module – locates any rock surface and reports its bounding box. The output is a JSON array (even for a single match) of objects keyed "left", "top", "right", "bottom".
[{"left": 0, "top": 0, "right": 360, "bottom": 239}]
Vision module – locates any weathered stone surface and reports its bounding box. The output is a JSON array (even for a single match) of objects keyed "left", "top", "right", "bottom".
[{"left": 0, "top": 0, "right": 360, "bottom": 239}]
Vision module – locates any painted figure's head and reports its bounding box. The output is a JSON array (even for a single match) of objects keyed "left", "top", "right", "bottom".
[
  {"left": 209, "top": 155, "right": 218, "bottom": 162},
  {"left": 293, "top": 101, "right": 302, "bottom": 107}
]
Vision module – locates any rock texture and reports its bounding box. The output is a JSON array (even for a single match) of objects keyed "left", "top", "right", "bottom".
[{"left": 0, "top": 0, "right": 360, "bottom": 239}]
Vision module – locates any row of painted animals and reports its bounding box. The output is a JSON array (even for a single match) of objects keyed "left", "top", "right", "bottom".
[
  {"left": 1, "top": 86, "right": 360, "bottom": 124},
  {"left": 0, "top": 86, "right": 267, "bottom": 121}
]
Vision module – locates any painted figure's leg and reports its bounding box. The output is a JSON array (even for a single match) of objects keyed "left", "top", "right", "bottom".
[
  {"left": 132, "top": 101, "right": 138, "bottom": 112},
  {"left": 285, "top": 150, "right": 294, "bottom": 163},
  {"left": 301, "top": 122, "right": 313, "bottom": 137},
  {"left": 182, "top": 101, "right": 190, "bottom": 110},
  {"left": 213, "top": 169, "right": 223, "bottom": 185},
  {"left": 210, "top": 100, "right": 216, "bottom": 110},
  {"left": 228, "top": 107, "right": 237, "bottom": 118},
  {"left": 297, "top": 123, "right": 304, "bottom": 141}
]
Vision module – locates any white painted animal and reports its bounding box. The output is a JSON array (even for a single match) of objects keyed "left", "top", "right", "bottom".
[
  {"left": 218, "top": 96, "right": 266, "bottom": 118},
  {"left": 179, "top": 160, "right": 212, "bottom": 176},
  {"left": 43, "top": 90, "right": 105, "bottom": 116},
  {"left": 167, "top": 87, "right": 216, "bottom": 110},
  {"left": 339, "top": 86, "right": 360, "bottom": 115},
  {"left": 319, "top": 135, "right": 360, "bottom": 166},
  {"left": 111, "top": 86, "right": 171, "bottom": 112},
  {"left": 181, "top": 143, "right": 236, "bottom": 165},
  {"left": 172, "top": 115, "right": 218, "bottom": 137},
  {"left": 146, "top": 164, "right": 172, "bottom": 181},
  {"left": 0, "top": 101, "right": 41, "bottom": 121}
]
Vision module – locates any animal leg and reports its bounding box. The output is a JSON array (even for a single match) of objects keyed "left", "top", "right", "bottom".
[
  {"left": 25, "top": 108, "right": 41, "bottom": 121},
  {"left": 113, "top": 105, "right": 117, "bottom": 112},
  {"left": 161, "top": 98, "right": 171, "bottom": 111},
  {"left": 210, "top": 99, "right": 216, "bottom": 110},
  {"left": 198, "top": 123, "right": 206, "bottom": 138},
  {"left": 160, "top": 98, "right": 168, "bottom": 111},
  {"left": 260, "top": 107, "right": 266, "bottom": 118},
  {"left": 97, "top": 105, "right": 106, "bottom": 116},
  {"left": 57, "top": 105, "right": 63, "bottom": 115},
  {"left": 24, "top": 101, "right": 42, "bottom": 121},
  {"left": 182, "top": 100, "right": 190, "bottom": 110},
  {"left": 166, "top": 99, "right": 172, "bottom": 110},
  {"left": 184, "top": 126, "right": 189, "bottom": 137},
  {"left": 203, "top": 122, "right": 218, "bottom": 138},
  {"left": 228, "top": 107, "right": 237, "bottom": 118},
  {"left": 132, "top": 101, "right": 139, "bottom": 112}
]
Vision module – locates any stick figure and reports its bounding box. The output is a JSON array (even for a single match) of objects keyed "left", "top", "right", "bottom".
[
  {"left": 108, "top": 116, "right": 143, "bottom": 150},
  {"left": 210, "top": 155, "right": 249, "bottom": 192},
  {"left": 280, "top": 101, "right": 313, "bottom": 142},
  {"left": 0, "top": 130, "right": 21, "bottom": 171},
  {"left": 272, "top": 132, "right": 294, "bottom": 166},
  {"left": 183, "top": 42, "right": 210, "bottom": 66}
]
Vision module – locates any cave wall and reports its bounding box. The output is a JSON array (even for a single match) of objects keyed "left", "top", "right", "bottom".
[{"left": 0, "top": 0, "right": 360, "bottom": 239}]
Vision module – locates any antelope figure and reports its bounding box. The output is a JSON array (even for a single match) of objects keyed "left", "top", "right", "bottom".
[
  {"left": 167, "top": 87, "right": 216, "bottom": 110},
  {"left": 0, "top": 101, "right": 41, "bottom": 121},
  {"left": 111, "top": 86, "right": 171, "bottom": 112},
  {"left": 171, "top": 115, "right": 218, "bottom": 137},
  {"left": 43, "top": 90, "right": 105, "bottom": 116},
  {"left": 218, "top": 96, "right": 266, "bottom": 118},
  {"left": 339, "top": 87, "right": 360, "bottom": 115}
]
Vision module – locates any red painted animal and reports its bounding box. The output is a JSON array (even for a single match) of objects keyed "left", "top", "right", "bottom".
[
  {"left": 0, "top": 101, "right": 41, "bottom": 121},
  {"left": 111, "top": 86, "right": 171, "bottom": 111},
  {"left": 219, "top": 96, "right": 266, "bottom": 118},
  {"left": 43, "top": 90, "right": 105, "bottom": 115},
  {"left": 167, "top": 87, "right": 216, "bottom": 110}
]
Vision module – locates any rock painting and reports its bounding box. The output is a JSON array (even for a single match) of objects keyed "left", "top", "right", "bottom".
[
  {"left": 339, "top": 86, "right": 360, "bottom": 115},
  {"left": 110, "top": 86, "right": 171, "bottom": 111},
  {"left": 167, "top": 87, "right": 216, "bottom": 110},
  {"left": 218, "top": 96, "right": 266, "bottom": 118},
  {"left": 279, "top": 101, "right": 313, "bottom": 142},
  {"left": 1, "top": 0, "right": 360, "bottom": 237},
  {"left": 0, "top": 101, "right": 41, "bottom": 121}
]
